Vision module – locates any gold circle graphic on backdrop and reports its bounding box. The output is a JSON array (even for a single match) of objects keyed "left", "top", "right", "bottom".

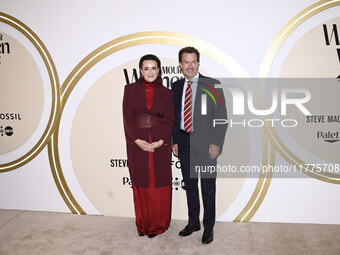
[
  {"left": 0, "top": 32, "right": 44, "bottom": 154},
  {"left": 259, "top": 0, "right": 340, "bottom": 184},
  {"left": 0, "top": 12, "right": 60, "bottom": 172},
  {"left": 48, "top": 31, "right": 274, "bottom": 221}
]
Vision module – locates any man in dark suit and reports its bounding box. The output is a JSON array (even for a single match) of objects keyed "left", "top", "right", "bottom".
[{"left": 171, "top": 47, "right": 227, "bottom": 244}]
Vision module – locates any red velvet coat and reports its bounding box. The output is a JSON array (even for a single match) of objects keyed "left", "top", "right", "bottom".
[{"left": 123, "top": 81, "right": 175, "bottom": 188}]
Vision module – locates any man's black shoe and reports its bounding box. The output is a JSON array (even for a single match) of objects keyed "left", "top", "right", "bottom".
[
  {"left": 179, "top": 224, "right": 201, "bottom": 236},
  {"left": 202, "top": 229, "right": 214, "bottom": 244}
]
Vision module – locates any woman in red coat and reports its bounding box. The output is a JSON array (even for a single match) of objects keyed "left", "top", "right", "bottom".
[{"left": 123, "top": 54, "right": 174, "bottom": 238}]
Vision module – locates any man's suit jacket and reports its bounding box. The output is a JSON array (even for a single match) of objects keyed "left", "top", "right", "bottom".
[{"left": 172, "top": 74, "right": 228, "bottom": 159}]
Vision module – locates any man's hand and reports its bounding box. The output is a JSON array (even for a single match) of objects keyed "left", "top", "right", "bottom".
[
  {"left": 209, "top": 144, "right": 220, "bottom": 159},
  {"left": 172, "top": 144, "right": 178, "bottom": 157}
]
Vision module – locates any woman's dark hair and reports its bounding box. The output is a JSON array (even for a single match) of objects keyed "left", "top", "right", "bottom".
[
  {"left": 138, "top": 54, "right": 162, "bottom": 86},
  {"left": 178, "top": 47, "right": 200, "bottom": 63}
]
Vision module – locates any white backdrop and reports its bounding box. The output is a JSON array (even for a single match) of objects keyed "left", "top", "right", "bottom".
[{"left": 1, "top": 0, "right": 340, "bottom": 224}]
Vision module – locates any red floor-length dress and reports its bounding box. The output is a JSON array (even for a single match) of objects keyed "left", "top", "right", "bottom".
[{"left": 132, "top": 80, "right": 172, "bottom": 236}]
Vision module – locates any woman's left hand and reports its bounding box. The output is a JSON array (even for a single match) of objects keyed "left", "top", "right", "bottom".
[{"left": 150, "top": 139, "right": 164, "bottom": 150}]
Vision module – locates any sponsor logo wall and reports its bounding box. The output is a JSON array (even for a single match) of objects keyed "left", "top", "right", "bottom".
[{"left": 0, "top": 0, "right": 340, "bottom": 224}]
